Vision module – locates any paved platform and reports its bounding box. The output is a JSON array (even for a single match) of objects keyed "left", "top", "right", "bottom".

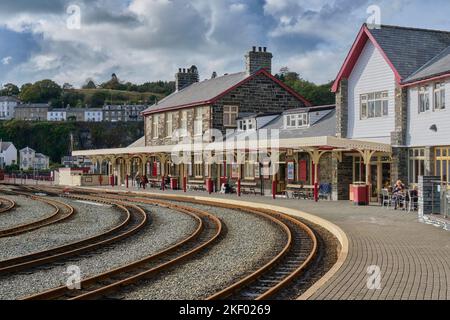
[{"left": 23, "top": 182, "right": 450, "bottom": 300}]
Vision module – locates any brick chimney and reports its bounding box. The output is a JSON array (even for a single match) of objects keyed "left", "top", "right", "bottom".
[
  {"left": 175, "top": 65, "right": 199, "bottom": 91},
  {"left": 245, "top": 46, "right": 272, "bottom": 76}
]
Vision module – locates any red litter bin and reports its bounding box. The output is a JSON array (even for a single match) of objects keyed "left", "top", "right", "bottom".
[
  {"left": 170, "top": 178, "right": 178, "bottom": 190},
  {"left": 353, "top": 184, "right": 369, "bottom": 206}
]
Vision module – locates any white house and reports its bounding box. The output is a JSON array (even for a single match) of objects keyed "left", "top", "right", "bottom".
[
  {"left": 47, "top": 109, "right": 67, "bottom": 121},
  {"left": 0, "top": 96, "right": 20, "bottom": 120},
  {"left": 84, "top": 108, "right": 103, "bottom": 122},
  {"left": 333, "top": 23, "right": 450, "bottom": 186},
  {"left": 0, "top": 141, "right": 17, "bottom": 168},
  {"left": 20, "top": 147, "right": 50, "bottom": 170}
]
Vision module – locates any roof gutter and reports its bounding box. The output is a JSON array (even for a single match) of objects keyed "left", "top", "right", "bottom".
[{"left": 401, "top": 72, "right": 450, "bottom": 87}]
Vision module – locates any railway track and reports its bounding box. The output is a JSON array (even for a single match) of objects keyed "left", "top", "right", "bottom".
[
  {"left": 0, "top": 192, "right": 148, "bottom": 275},
  {"left": 8, "top": 186, "right": 321, "bottom": 301},
  {"left": 70, "top": 190, "right": 320, "bottom": 301},
  {"left": 23, "top": 198, "right": 223, "bottom": 300},
  {"left": 0, "top": 196, "right": 15, "bottom": 214},
  {"left": 207, "top": 207, "right": 317, "bottom": 300},
  {"left": 0, "top": 189, "right": 75, "bottom": 238}
]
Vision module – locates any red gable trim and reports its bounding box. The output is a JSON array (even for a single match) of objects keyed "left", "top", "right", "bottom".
[
  {"left": 142, "top": 68, "right": 312, "bottom": 116},
  {"left": 331, "top": 24, "right": 402, "bottom": 92}
]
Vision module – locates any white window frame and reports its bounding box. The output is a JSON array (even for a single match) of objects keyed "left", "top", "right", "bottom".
[
  {"left": 180, "top": 110, "right": 188, "bottom": 137},
  {"left": 194, "top": 107, "right": 204, "bottom": 136},
  {"left": 238, "top": 118, "right": 255, "bottom": 131},
  {"left": 166, "top": 112, "right": 173, "bottom": 138},
  {"left": 223, "top": 106, "right": 238, "bottom": 127},
  {"left": 152, "top": 115, "right": 159, "bottom": 139},
  {"left": 360, "top": 91, "right": 389, "bottom": 119},
  {"left": 433, "top": 82, "right": 445, "bottom": 111},
  {"left": 419, "top": 86, "right": 430, "bottom": 113},
  {"left": 285, "top": 113, "right": 309, "bottom": 129}
]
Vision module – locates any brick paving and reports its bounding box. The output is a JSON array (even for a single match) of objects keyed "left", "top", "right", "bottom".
[{"left": 27, "top": 182, "right": 450, "bottom": 300}]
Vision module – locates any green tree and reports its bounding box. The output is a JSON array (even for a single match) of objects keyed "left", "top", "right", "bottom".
[
  {"left": 82, "top": 78, "right": 97, "bottom": 89},
  {"left": 1, "top": 83, "right": 19, "bottom": 96},
  {"left": 276, "top": 67, "right": 334, "bottom": 106},
  {"left": 19, "top": 79, "right": 62, "bottom": 103}
]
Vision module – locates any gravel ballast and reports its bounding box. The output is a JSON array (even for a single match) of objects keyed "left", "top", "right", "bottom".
[
  {"left": 0, "top": 203, "right": 197, "bottom": 299},
  {"left": 0, "top": 196, "right": 124, "bottom": 261},
  {"left": 0, "top": 195, "right": 54, "bottom": 231},
  {"left": 121, "top": 201, "right": 286, "bottom": 300}
]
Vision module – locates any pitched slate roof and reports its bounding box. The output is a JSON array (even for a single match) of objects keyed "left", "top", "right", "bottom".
[
  {"left": 369, "top": 25, "right": 450, "bottom": 80},
  {"left": 0, "top": 96, "right": 20, "bottom": 102},
  {"left": 128, "top": 136, "right": 145, "bottom": 148},
  {"left": 403, "top": 45, "right": 450, "bottom": 83},
  {"left": 226, "top": 106, "right": 336, "bottom": 141},
  {"left": 0, "top": 142, "right": 12, "bottom": 152},
  {"left": 332, "top": 24, "right": 450, "bottom": 91},
  {"left": 143, "top": 69, "right": 312, "bottom": 115},
  {"left": 144, "top": 72, "right": 247, "bottom": 114},
  {"left": 263, "top": 109, "right": 336, "bottom": 139}
]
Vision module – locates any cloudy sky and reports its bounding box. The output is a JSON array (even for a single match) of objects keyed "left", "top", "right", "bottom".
[{"left": 0, "top": 0, "right": 449, "bottom": 87}]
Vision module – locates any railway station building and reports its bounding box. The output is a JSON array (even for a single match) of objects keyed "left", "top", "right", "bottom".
[{"left": 73, "top": 24, "right": 450, "bottom": 202}]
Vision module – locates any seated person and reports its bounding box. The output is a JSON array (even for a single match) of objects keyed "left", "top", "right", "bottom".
[{"left": 392, "top": 180, "right": 406, "bottom": 209}]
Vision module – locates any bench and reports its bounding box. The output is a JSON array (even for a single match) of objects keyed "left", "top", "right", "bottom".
[
  {"left": 148, "top": 179, "right": 161, "bottom": 188},
  {"left": 285, "top": 184, "right": 313, "bottom": 199},
  {"left": 188, "top": 180, "right": 206, "bottom": 192},
  {"left": 241, "top": 181, "right": 258, "bottom": 195}
]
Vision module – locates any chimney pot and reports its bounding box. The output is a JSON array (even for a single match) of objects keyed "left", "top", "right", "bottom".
[
  {"left": 179, "top": 68, "right": 182, "bottom": 72},
  {"left": 183, "top": 68, "right": 186, "bottom": 73},
  {"left": 263, "top": 47, "right": 267, "bottom": 52},
  {"left": 252, "top": 46, "right": 256, "bottom": 52},
  {"left": 258, "top": 47, "right": 262, "bottom": 52}
]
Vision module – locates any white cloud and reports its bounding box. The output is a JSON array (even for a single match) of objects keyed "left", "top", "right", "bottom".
[
  {"left": 229, "top": 3, "right": 246, "bottom": 13},
  {"left": 0, "top": 0, "right": 447, "bottom": 87},
  {"left": 1, "top": 56, "right": 12, "bottom": 65}
]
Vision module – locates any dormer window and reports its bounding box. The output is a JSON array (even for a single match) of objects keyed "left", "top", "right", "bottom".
[
  {"left": 285, "top": 113, "right": 308, "bottom": 129},
  {"left": 238, "top": 119, "right": 255, "bottom": 131}
]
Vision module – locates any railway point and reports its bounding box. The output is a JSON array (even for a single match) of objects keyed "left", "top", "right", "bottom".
[{"left": 0, "top": 0, "right": 448, "bottom": 312}]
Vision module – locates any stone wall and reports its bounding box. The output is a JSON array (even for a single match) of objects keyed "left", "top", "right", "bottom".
[
  {"left": 332, "top": 154, "right": 353, "bottom": 200},
  {"left": 335, "top": 78, "right": 348, "bottom": 138},
  {"left": 245, "top": 48, "right": 273, "bottom": 75},
  {"left": 391, "top": 83, "right": 408, "bottom": 146},
  {"left": 319, "top": 153, "right": 332, "bottom": 183},
  {"left": 145, "top": 106, "right": 211, "bottom": 146},
  {"left": 391, "top": 147, "right": 408, "bottom": 185},
  {"left": 212, "top": 73, "right": 307, "bottom": 133}
]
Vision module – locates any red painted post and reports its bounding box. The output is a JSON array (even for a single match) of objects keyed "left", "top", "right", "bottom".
[
  {"left": 237, "top": 178, "right": 241, "bottom": 197},
  {"left": 162, "top": 176, "right": 165, "bottom": 191},
  {"left": 126, "top": 175, "right": 129, "bottom": 188},
  {"left": 314, "top": 182, "right": 319, "bottom": 202},
  {"left": 207, "top": 178, "right": 212, "bottom": 194},
  {"left": 183, "top": 176, "right": 187, "bottom": 192},
  {"left": 272, "top": 180, "right": 277, "bottom": 199},
  {"left": 110, "top": 175, "right": 114, "bottom": 187}
]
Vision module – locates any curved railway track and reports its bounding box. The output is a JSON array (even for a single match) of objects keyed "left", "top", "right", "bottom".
[
  {"left": 9, "top": 186, "right": 322, "bottom": 301},
  {"left": 0, "top": 197, "right": 15, "bottom": 214},
  {"left": 23, "top": 199, "right": 223, "bottom": 300},
  {"left": 0, "top": 190, "right": 75, "bottom": 238},
  {"left": 0, "top": 193, "right": 148, "bottom": 275},
  {"left": 74, "top": 191, "right": 320, "bottom": 301}
]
